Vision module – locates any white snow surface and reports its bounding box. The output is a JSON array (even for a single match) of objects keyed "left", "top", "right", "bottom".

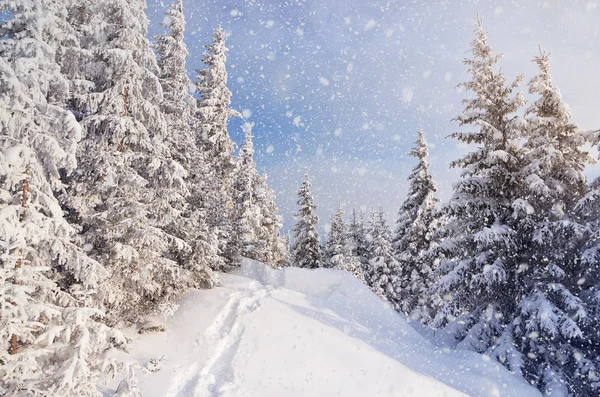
[{"left": 112, "top": 259, "right": 541, "bottom": 397}]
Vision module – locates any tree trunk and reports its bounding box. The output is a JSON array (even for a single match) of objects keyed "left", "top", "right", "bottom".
[{"left": 11, "top": 167, "right": 30, "bottom": 354}]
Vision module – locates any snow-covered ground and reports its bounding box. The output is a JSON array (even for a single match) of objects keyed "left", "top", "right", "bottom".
[{"left": 109, "top": 260, "right": 541, "bottom": 397}]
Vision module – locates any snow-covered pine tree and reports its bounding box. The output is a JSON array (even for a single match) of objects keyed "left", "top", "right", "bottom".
[
  {"left": 291, "top": 172, "right": 322, "bottom": 269},
  {"left": 0, "top": 1, "right": 125, "bottom": 394},
  {"left": 231, "top": 124, "right": 261, "bottom": 262},
  {"left": 576, "top": 185, "right": 600, "bottom": 393},
  {"left": 324, "top": 207, "right": 366, "bottom": 282},
  {"left": 195, "top": 27, "right": 241, "bottom": 268},
  {"left": 280, "top": 233, "right": 293, "bottom": 268},
  {"left": 323, "top": 207, "right": 346, "bottom": 269},
  {"left": 155, "top": 0, "right": 193, "bottom": 118},
  {"left": 348, "top": 208, "right": 370, "bottom": 278},
  {"left": 366, "top": 210, "right": 401, "bottom": 305},
  {"left": 65, "top": 0, "right": 189, "bottom": 322},
  {"left": 253, "top": 173, "right": 288, "bottom": 267},
  {"left": 393, "top": 128, "right": 441, "bottom": 322},
  {"left": 522, "top": 47, "right": 592, "bottom": 216},
  {"left": 363, "top": 210, "right": 377, "bottom": 288},
  {"left": 432, "top": 15, "right": 527, "bottom": 368},
  {"left": 517, "top": 48, "right": 599, "bottom": 395},
  {"left": 154, "top": 0, "right": 220, "bottom": 288}
]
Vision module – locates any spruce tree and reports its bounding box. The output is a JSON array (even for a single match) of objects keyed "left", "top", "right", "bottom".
[
  {"left": 324, "top": 207, "right": 366, "bottom": 282},
  {"left": 433, "top": 19, "right": 599, "bottom": 395},
  {"left": 0, "top": 0, "right": 125, "bottom": 394},
  {"left": 366, "top": 211, "right": 401, "bottom": 304},
  {"left": 195, "top": 27, "right": 240, "bottom": 268},
  {"left": 393, "top": 128, "right": 441, "bottom": 322},
  {"left": 432, "top": 15, "right": 527, "bottom": 367},
  {"left": 291, "top": 172, "right": 321, "bottom": 268},
  {"left": 155, "top": 0, "right": 193, "bottom": 118},
  {"left": 230, "top": 124, "right": 287, "bottom": 266},
  {"left": 155, "top": 0, "right": 219, "bottom": 287},
  {"left": 65, "top": 0, "right": 188, "bottom": 322},
  {"left": 253, "top": 173, "right": 288, "bottom": 267},
  {"left": 518, "top": 48, "right": 598, "bottom": 395},
  {"left": 348, "top": 209, "right": 370, "bottom": 276},
  {"left": 231, "top": 125, "right": 261, "bottom": 261},
  {"left": 324, "top": 207, "right": 346, "bottom": 269}
]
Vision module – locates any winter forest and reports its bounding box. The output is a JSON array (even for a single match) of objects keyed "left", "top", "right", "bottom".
[{"left": 1, "top": 0, "right": 600, "bottom": 396}]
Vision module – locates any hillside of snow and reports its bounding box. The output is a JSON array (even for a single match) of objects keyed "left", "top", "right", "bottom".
[{"left": 109, "top": 260, "right": 541, "bottom": 397}]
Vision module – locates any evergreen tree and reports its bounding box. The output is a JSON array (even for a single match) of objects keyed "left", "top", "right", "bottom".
[
  {"left": 195, "top": 27, "right": 240, "bottom": 268},
  {"left": 230, "top": 124, "right": 287, "bottom": 267},
  {"left": 576, "top": 186, "right": 600, "bottom": 392},
  {"left": 155, "top": 0, "right": 193, "bottom": 118},
  {"left": 324, "top": 207, "right": 366, "bottom": 282},
  {"left": 291, "top": 172, "right": 321, "bottom": 268},
  {"left": 432, "top": 15, "right": 527, "bottom": 370},
  {"left": 253, "top": 172, "right": 288, "bottom": 267},
  {"left": 65, "top": 0, "right": 188, "bottom": 322},
  {"left": 433, "top": 19, "right": 599, "bottom": 395},
  {"left": 231, "top": 124, "right": 261, "bottom": 261},
  {"left": 518, "top": 48, "right": 598, "bottom": 395},
  {"left": 348, "top": 209, "right": 370, "bottom": 276},
  {"left": 366, "top": 211, "right": 401, "bottom": 304},
  {"left": 324, "top": 207, "right": 346, "bottom": 269},
  {"left": 393, "top": 128, "right": 441, "bottom": 322},
  {"left": 0, "top": 1, "right": 125, "bottom": 393},
  {"left": 155, "top": 0, "right": 220, "bottom": 287}
]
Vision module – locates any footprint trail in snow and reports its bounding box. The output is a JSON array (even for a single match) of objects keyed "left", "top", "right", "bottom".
[{"left": 118, "top": 260, "right": 541, "bottom": 397}]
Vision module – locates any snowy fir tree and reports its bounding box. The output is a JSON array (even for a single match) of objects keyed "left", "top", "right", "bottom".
[
  {"left": 230, "top": 124, "right": 287, "bottom": 267},
  {"left": 323, "top": 207, "right": 346, "bottom": 269},
  {"left": 64, "top": 0, "right": 189, "bottom": 323},
  {"left": 516, "top": 48, "right": 599, "bottom": 394},
  {"left": 431, "top": 12, "right": 527, "bottom": 363},
  {"left": 231, "top": 124, "right": 261, "bottom": 262},
  {"left": 155, "top": 0, "right": 193, "bottom": 118},
  {"left": 253, "top": 172, "right": 288, "bottom": 268},
  {"left": 0, "top": 1, "right": 125, "bottom": 394},
  {"left": 348, "top": 209, "right": 370, "bottom": 274},
  {"left": 393, "top": 128, "right": 441, "bottom": 322},
  {"left": 432, "top": 16, "right": 527, "bottom": 339},
  {"left": 291, "top": 172, "right": 322, "bottom": 269},
  {"left": 324, "top": 207, "right": 366, "bottom": 282},
  {"left": 154, "top": 0, "right": 220, "bottom": 287},
  {"left": 366, "top": 211, "right": 401, "bottom": 305},
  {"left": 432, "top": 19, "right": 599, "bottom": 395},
  {"left": 195, "top": 27, "right": 241, "bottom": 268},
  {"left": 523, "top": 48, "right": 593, "bottom": 216}
]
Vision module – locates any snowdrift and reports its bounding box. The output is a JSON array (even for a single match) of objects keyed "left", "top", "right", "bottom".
[{"left": 111, "top": 260, "right": 540, "bottom": 397}]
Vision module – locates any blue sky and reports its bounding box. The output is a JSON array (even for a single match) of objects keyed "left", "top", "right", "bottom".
[{"left": 147, "top": 0, "right": 600, "bottom": 234}]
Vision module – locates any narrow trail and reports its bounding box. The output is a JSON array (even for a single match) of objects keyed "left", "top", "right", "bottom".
[
  {"left": 164, "top": 281, "right": 272, "bottom": 397},
  {"left": 123, "top": 261, "right": 540, "bottom": 397}
]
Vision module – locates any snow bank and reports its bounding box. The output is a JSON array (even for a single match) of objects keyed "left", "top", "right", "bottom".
[{"left": 110, "top": 259, "right": 540, "bottom": 397}]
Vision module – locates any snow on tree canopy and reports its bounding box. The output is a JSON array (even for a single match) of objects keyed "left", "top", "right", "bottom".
[
  {"left": 64, "top": 0, "right": 190, "bottom": 323},
  {"left": 0, "top": 0, "right": 125, "bottom": 394},
  {"left": 393, "top": 128, "right": 442, "bottom": 323},
  {"left": 195, "top": 27, "right": 241, "bottom": 269},
  {"left": 291, "top": 172, "right": 322, "bottom": 269},
  {"left": 432, "top": 18, "right": 600, "bottom": 395},
  {"left": 323, "top": 206, "right": 366, "bottom": 283}
]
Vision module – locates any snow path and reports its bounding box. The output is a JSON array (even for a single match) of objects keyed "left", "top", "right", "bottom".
[
  {"left": 111, "top": 260, "right": 541, "bottom": 397},
  {"left": 166, "top": 282, "right": 271, "bottom": 397}
]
